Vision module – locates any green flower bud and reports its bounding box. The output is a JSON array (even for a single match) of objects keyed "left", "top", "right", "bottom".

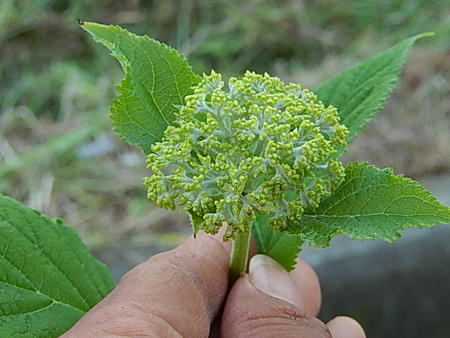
[{"left": 145, "top": 71, "right": 348, "bottom": 239}]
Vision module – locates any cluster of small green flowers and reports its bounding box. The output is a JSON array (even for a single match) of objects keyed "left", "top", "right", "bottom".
[{"left": 145, "top": 71, "right": 348, "bottom": 239}]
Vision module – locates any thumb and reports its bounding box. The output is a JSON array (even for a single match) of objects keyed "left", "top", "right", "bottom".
[{"left": 221, "top": 255, "right": 331, "bottom": 338}]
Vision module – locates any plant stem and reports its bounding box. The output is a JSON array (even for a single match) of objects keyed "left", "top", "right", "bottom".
[{"left": 229, "top": 229, "right": 251, "bottom": 284}]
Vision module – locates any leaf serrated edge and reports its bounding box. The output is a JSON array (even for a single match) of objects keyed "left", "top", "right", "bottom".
[
  {"left": 290, "top": 161, "right": 450, "bottom": 247},
  {"left": 0, "top": 193, "right": 114, "bottom": 305},
  {"left": 82, "top": 22, "right": 199, "bottom": 80},
  {"left": 81, "top": 22, "right": 200, "bottom": 153},
  {"left": 316, "top": 32, "right": 434, "bottom": 148}
]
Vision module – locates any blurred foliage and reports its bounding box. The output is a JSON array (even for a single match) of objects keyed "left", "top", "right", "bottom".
[{"left": 0, "top": 0, "right": 449, "bottom": 246}]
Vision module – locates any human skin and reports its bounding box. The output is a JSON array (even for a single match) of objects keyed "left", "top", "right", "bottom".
[{"left": 62, "top": 230, "right": 365, "bottom": 338}]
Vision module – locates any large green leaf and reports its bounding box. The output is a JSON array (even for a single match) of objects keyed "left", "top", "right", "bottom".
[
  {"left": 0, "top": 194, "right": 114, "bottom": 337},
  {"left": 316, "top": 33, "right": 432, "bottom": 145},
  {"left": 82, "top": 22, "right": 200, "bottom": 154},
  {"left": 252, "top": 214, "right": 303, "bottom": 271},
  {"left": 288, "top": 163, "right": 450, "bottom": 247}
]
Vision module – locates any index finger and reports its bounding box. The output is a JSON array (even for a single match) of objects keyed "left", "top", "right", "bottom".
[{"left": 62, "top": 231, "right": 231, "bottom": 338}]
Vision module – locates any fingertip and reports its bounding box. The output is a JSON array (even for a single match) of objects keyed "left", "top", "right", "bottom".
[
  {"left": 249, "top": 236, "right": 257, "bottom": 258},
  {"left": 191, "top": 224, "right": 232, "bottom": 253},
  {"left": 222, "top": 276, "right": 330, "bottom": 338},
  {"left": 327, "top": 316, "right": 366, "bottom": 338},
  {"left": 249, "top": 255, "right": 304, "bottom": 309},
  {"left": 290, "top": 259, "right": 322, "bottom": 316}
]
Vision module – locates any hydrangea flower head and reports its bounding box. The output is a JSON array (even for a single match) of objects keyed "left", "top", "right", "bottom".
[{"left": 145, "top": 71, "right": 348, "bottom": 239}]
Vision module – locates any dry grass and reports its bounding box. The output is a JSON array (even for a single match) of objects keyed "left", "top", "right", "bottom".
[{"left": 343, "top": 47, "right": 450, "bottom": 178}]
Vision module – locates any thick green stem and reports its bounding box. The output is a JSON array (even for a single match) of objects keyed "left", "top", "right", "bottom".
[{"left": 229, "top": 229, "right": 251, "bottom": 284}]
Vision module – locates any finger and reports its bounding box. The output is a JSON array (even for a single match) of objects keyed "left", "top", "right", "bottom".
[
  {"left": 290, "top": 259, "right": 322, "bottom": 316},
  {"left": 249, "top": 236, "right": 258, "bottom": 258},
  {"left": 327, "top": 316, "right": 366, "bottom": 338},
  {"left": 221, "top": 254, "right": 331, "bottom": 338},
  {"left": 62, "top": 230, "right": 231, "bottom": 338}
]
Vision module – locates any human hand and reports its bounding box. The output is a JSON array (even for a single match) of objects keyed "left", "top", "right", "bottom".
[{"left": 62, "top": 231, "right": 365, "bottom": 337}]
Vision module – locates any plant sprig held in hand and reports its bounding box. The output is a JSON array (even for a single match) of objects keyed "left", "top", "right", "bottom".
[
  {"left": 3, "top": 21, "right": 449, "bottom": 338},
  {"left": 81, "top": 22, "right": 449, "bottom": 281},
  {"left": 145, "top": 71, "right": 348, "bottom": 281}
]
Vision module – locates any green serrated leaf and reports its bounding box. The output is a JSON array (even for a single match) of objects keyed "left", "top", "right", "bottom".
[
  {"left": 82, "top": 22, "right": 200, "bottom": 154},
  {"left": 316, "top": 33, "right": 433, "bottom": 147},
  {"left": 252, "top": 214, "right": 303, "bottom": 271},
  {"left": 0, "top": 194, "right": 114, "bottom": 337},
  {"left": 288, "top": 162, "right": 450, "bottom": 247}
]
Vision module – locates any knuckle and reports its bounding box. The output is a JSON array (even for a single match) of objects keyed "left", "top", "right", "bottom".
[
  {"left": 118, "top": 249, "right": 179, "bottom": 284},
  {"left": 118, "top": 262, "right": 146, "bottom": 284}
]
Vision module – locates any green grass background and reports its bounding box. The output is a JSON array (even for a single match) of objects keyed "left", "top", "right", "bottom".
[{"left": 1, "top": 0, "right": 449, "bottom": 247}]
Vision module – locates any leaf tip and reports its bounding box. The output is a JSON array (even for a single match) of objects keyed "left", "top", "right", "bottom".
[
  {"left": 416, "top": 31, "right": 435, "bottom": 39},
  {"left": 80, "top": 21, "right": 110, "bottom": 35}
]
